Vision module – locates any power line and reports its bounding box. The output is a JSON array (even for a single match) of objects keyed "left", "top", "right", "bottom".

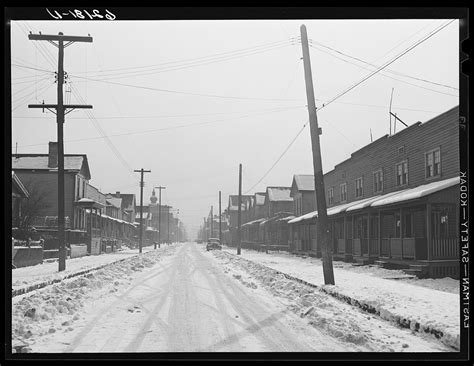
[
  {"left": 244, "top": 121, "right": 308, "bottom": 194},
  {"left": 308, "top": 43, "right": 459, "bottom": 97},
  {"left": 308, "top": 39, "right": 458, "bottom": 91},
  {"left": 69, "top": 74, "right": 302, "bottom": 102},
  {"left": 74, "top": 39, "right": 295, "bottom": 76},
  {"left": 14, "top": 104, "right": 306, "bottom": 148},
  {"left": 75, "top": 42, "right": 294, "bottom": 81},
  {"left": 68, "top": 83, "right": 135, "bottom": 175},
  {"left": 318, "top": 20, "right": 456, "bottom": 111}
]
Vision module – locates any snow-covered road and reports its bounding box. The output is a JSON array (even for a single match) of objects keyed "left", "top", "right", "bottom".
[{"left": 12, "top": 242, "right": 456, "bottom": 353}]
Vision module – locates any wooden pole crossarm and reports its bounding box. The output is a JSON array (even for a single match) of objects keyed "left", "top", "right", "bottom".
[{"left": 29, "top": 34, "right": 93, "bottom": 43}]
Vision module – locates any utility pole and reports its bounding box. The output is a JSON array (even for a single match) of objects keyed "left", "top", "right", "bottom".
[
  {"left": 219, "top": 191, "right": 222, "bottom": 245},
  {"left": 237, "top": 163, "right": 242, "bottom": 255},
  {"left": 28, "top": 32, "right": 92, "bottom": 272},
  {"left": 300, "top": 24, "right": 335, "bottom": 285},
  {"left": 167, "top": 206, "right": 170, "bottom": 244},
  {"left": 134, "top": 168, "right": 151, "bottom": 253},
  {"left": 210, "top": 206, "right": 213, "bottom": 238},
  {"left": 154, "top": 186, "right": 166, "bottom": 249}
]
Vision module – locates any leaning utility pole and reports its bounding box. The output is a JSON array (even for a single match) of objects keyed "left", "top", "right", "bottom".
[
  {"left": 134, "top": 169, "right": 151, "bottom": 253},
  {"left": 154, "top": 186, "right": 166, "bottom": 249},
  {"left": 300, "top": 24, "right": 335, "bottom": 285},
  {"left": 28, "top": 32, "right": 93, "bottom": 272},
  {"left": 237, "top": 163, "right": 242, "bottom": 255},
  {"left": 219, "top": 191, "right": 222, "bottom": 245},
  {"left": 210, "top": 206, "right": 214, "bottom": 238}
]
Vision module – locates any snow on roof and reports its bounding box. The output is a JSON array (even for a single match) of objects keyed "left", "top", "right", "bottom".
[
  {"left": 371, "top": 177, "right": 459, "bottom": 208},
  {"left": 255, "top": 193, "right": 266, "bottom": 205},
  {"left": 327, "top": 197, "right": 376, "bottom": 216},
  {"left": 294, "top": 175, "right": 315, "bottom": 191},
  {"left": 242, "top": 218, "right": 266, "bottom": 227},
  {"left": 288, "top": 210, "right": 318, "bottom": 224},
  {"left": 12, "top": 155, "right": 85, "bottom": 171},
  {"left": 12, "top": 172, "right": 29, "bottom": 198},
  {"left": 267, "top": 187, "right": 292, "bottom": 202},
  {"left": 106, "top": 197, "right": 122, "bottom": 208},
  {"left": 345, "top": 190, "right": 407, "bottom": 212},
  {"left": 276, "top": 215, "right": 296, "bottom": 222}
]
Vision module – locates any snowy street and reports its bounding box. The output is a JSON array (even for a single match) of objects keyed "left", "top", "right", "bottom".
[{"left": 12, "top": 242, "right": 458, "bottom": 353}]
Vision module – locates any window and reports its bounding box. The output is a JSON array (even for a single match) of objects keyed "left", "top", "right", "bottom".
[
  {"left": 425, "top": 148, "right": 441, "bottom": 178},
  {"left": 373, "top": 169, "right": 383, "bottom": 193},
  {"left": 76, "top": 176, "right": 80, "bottom": 200},
  {"left": 396, "top": 160, "right": 408, "bottom": 186},
  {"left": 355, "top": 177, "right": 363, "bottom": 198},
  {"left": 340, "top": 183, "right": 347, "bottom": 202},
  {"left": 328, "top": 188, "right": 334, "bottom": 205}
]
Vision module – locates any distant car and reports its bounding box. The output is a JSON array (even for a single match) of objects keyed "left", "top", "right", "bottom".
[
  {"left": 196, "top": 239, "right": 203, "bottom": 244},
  {"left": 206, "top": 238, "right": 222, "bottom": 251}
]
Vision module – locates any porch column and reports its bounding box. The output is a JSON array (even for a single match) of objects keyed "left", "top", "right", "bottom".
[
  {"left": 426, "top": 203, "right": 432, "bottom": 261},
  {"left": 367, "top": 212, "right": 371, "bottom": 256},
  {"left": 378, "top": 210, "right": 382, "bottom": 257},
  {"left": 351, "top": 214, "right": 354, "bottom": 255},
  {"left": 87, "top": 209, "right": 92, "bottom": 254},
  {"left": 400, "top": 207, "right": 403, "bottom": 258},
  {"left": 343, "top": 215, "right": 346, "bottom": 254}
]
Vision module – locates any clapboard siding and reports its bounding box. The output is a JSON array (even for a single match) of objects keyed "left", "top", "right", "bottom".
[
  {"left": 323, "top": 106, "right": 459, "bottom": 208},
  {"left": 14, "top": 171, "right": 76, "bottom": 219}
]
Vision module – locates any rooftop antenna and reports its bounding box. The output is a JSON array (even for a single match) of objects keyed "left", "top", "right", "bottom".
[
  {"left": 370, "top": 128, "right": 373, "bottom": 142},
  {"left": 15, "top": 142, "right": 18, "bottom": 155},
  {"left": 389, "top": 88, "right": 394, "bottom": 136}
]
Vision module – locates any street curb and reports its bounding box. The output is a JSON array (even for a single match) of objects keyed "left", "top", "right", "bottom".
[
  {"left": 220, "top": 250, "right": 459, "bottom": 351},
  {"left": 12, "top": 254, "right": 140, "bottom": 298}
]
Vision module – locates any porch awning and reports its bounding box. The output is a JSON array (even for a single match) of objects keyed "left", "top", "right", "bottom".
[
  {"left": 371, "top": 176, "right": 459, "bottom": 208},
  {"left": 288, "top": 210, "right": 318, "bottom": 224},
  {"left": 327, "top": 197, "right": 376, "bottom": 216},
  {"left": 242, "top": 218, "right": 266, "bottom": 227},
  {"left": 345, "top": 190, "right": 407, "bottom": 213},
  {"left": 75, "top": 198, "right": 105, "bottom": 209},
  {"left": 277, "top": 215, "right": 296, "bottom": 223}
]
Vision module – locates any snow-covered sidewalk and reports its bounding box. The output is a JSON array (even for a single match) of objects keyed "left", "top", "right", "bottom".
[
  {"left": 220, "top": 246, "right": 460, "bottom": 350},
  {"left": 12, "top": 245, "right": 158, "bottom": 296}
]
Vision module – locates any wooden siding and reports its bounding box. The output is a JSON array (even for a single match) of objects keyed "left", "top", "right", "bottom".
[
  {"left": 324, "top": 107, "right": 459, "bottom": 207},
  {"left": 14, "top": 171, "right": 76, "bottom": 219}
]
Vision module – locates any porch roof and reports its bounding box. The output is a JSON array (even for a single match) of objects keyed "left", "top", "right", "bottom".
[
  {"left": 276, "top": 215, "right": 296, "bottom": 222},
  {"left": 327, "top": 196, "right": 376, "bottom": 216},
  {"left": 242, "top": 218, "right": 266, "bottom": 227},
  {"left": 345, "top": 190, "right": 406, "bottom": 212},
  {"left": 371, "top": 176, "right": 459, "bottom": 208},
  {"left": 75, "top": 198, "right": 105, "bottom": 209},
  {"left": 288, "top": 210, "right": 318, "bottom": 224}
]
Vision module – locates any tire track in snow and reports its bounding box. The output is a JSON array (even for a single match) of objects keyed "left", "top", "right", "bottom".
[
  {"left": 64, "top": 251, "right": 176, "bottom": 352},
  {"left": 122, "top": 245, "right": 186, "bottom": 352},
  {"left": 191, "top": 245, "right": 326, "bottom": 352}
]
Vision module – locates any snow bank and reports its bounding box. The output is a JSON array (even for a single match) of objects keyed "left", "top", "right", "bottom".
[
  {"left": 216, "top": 249, "right": 460, "bottom": 351},
  {"left": 11, "top": 244, "right": 180, "bottom": 353}
]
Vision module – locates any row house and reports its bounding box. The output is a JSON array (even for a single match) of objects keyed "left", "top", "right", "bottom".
[
  {"left": 241, "top": 187, "right": 294, "bottom": 250},
  {"left": 288, "top": 106, "right": 460, "bottom": 278},
  {"left": 227, "top": 194, "right": 253, "bottom": 246},
  {"left": 12, "top": 141, "right": 137, "bottom": 255},
  {"left": 11, "top": 172, "right": 29, "bottom": 229},
  {"left": 288, "top": 175, "right": 317, "bottom": 253}
]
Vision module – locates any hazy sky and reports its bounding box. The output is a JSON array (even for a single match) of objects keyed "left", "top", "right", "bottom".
[{"left": 9, "top": 12, "right": 460, "bottom": 239}]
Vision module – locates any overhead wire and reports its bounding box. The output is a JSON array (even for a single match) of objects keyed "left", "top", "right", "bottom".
[
  {"left": 243, "top": 20, "right": 456, "bottom": 195},
  {"left": 317, "top": 20, "right": 456, "bottom": 112}
]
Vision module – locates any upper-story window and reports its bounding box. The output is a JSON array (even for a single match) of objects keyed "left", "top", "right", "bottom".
[
  {"left": 373, "top": 169, "right": 383, "bottom": 193},
  {"left": 328, "top": 187, "right": 334, "bottom": 205},
  {"left": 355, "top": 177, "right": 363, "bottom": 198},
  {"left": 425, "top": 148, "right": 441, "bottom": 179},
  {"left": 396, "top": 160, "right": 408, "bottom": 186},
  {"left": 340, "top": 183, "right": 347, "bottom": 202}
]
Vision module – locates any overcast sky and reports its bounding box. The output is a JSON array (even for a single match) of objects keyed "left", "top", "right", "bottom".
[{"left": 9, "top": 13, "right": 460, "bottom": 239}]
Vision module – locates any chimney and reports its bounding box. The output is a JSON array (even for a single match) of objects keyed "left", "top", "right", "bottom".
[
  {"left": 48, "top": 142, "right": 58, "bottom": 168},
  {"left": 116, "top": 191, "right": 120, "bottom": 198}
]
